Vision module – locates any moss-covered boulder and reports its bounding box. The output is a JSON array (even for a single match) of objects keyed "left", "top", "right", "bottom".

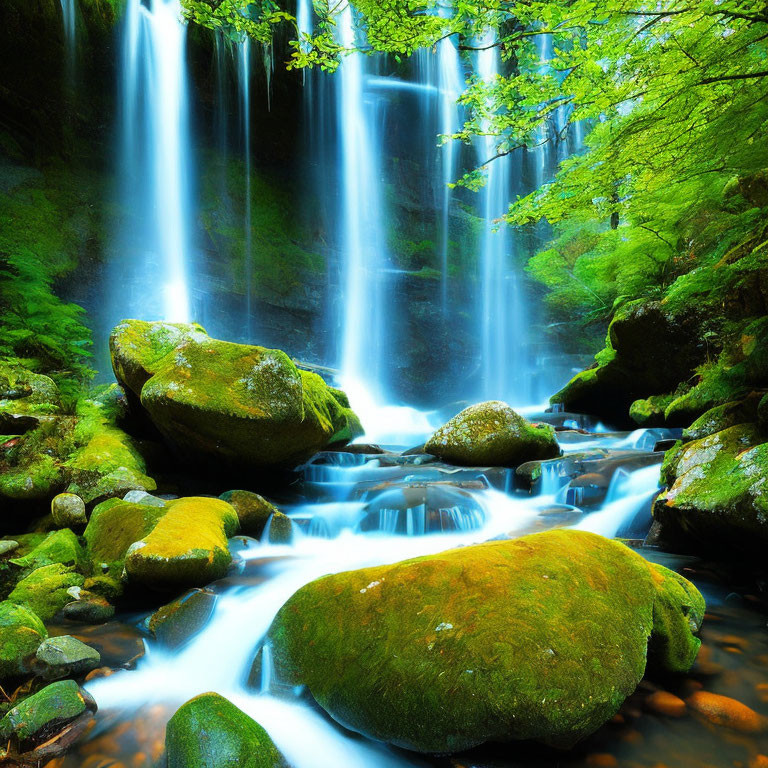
[
  {"left": 551, "top": 300, "right": 705, "bottom": 426},
  {"left": 654, "top": 424, "right": 768, "bottom": 552},
  {"left": 269, "top": 529, "right": 703, "bottom": 753},
  {"left": 0, "top": 679, "right": 96, "bottom": 754},
  {"left": 124, "top": 497, "right": 238, "bottom": 590},
  {"left": 0, "top": 362, "right": 60, "bottom": 434},
  {"left": 83, "top": 497, "right": 168, "bottom": 584},
  {"left": 424, "top": 401, "right": 560, "bottom": 467},
  {"left": 0, "top": 601, "right": 47, "bottom": 679},
  {"left": 219, "top": 490, "right": 279, "bottom": 538},
  {"left": 166, "top": 692, "right": 285, "bottom": 768},
  {"left": 9, "top": 528, "right": 86, "bottom": 572},
  {"left": 629, "top": 393, "right": 676, "bottom": 427},
  {"left": 110, "top": 320, "right": 362, "bottom": 469},
  {"left": 682, "top": 393, "right": 762, "bottom": 442},
  {"left": 8, "top": 563, "right": 84, "bottom": 621},
  {"left": 63, "top": 396, "right": 156, "bottom": 506}
]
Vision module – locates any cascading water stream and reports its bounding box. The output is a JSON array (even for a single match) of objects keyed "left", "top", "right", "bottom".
[
  {"left": 116, "top": 0, "right": 192, "bottom": 324},
  {"left": 78, "top": 423, "right": 666, "bottom": 768},
  {"left": 239, "top": 38, "right": 253, "bottom": 338}
]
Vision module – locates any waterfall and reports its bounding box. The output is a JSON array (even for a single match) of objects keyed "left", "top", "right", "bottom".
[
  {"left": 437, "top": 36, "right": 463, "bottom": 312},
  {"left": 116, "top": 0, "right": 193, "bottom": 324},
  {"left": 534, "top": 32, "right": 553, "bottom": 187},
  {"left": 60, "top": 0, "right": 76, "bottom": 84},
  {"left": 238, "top": 39, "right": 253, "bottom": 338},
  {"left": 475, "top": 31, "right": 529, "bottom": 405},
  {"left": 335, "top": 7, "right": 390, "bottom": 401}
]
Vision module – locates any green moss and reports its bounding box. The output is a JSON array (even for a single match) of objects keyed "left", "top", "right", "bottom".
[
  {"left": 166, "top": 692, "right": 286, "bottom": 768},
  {"left": 111, "top": 321, "right": 362, "bottom": 468},
  {"left": 269, "top": 529, "right": 703, "bottom": 753},
  {"left": 9, "top": 529, "right": 86, "bottom": 572},
  {"left": 124, "top": 497, "right": 238, "bottom": 590},
  {"left": 7, "top": 563, "right": 84, "bottom": 621},
  {"left": 0, "top": 600, "right": 47, "bottom": 678},
  {"left": 0, "top": 679, "right": 95, "bottom": 745},
  {"left": 83, "top": 497, "right": 168, "bottom": 581},
  {"left": 64, "top": 395, "right": 156, "bottom": 504},
  {"left": 654, "top": 424, "right": 768, "bottom": 551},
  {"left": 425, "top": 401, "right": 560, "bottom": 467},
  {"left": 683, "top": 394, "right": 762, "bottom": 442},
  {"left": 219, "top": 490, "right": 278, "bottom": 538},
  {"left": 629, "top": 393, "right": 676, "bottom": 427}
]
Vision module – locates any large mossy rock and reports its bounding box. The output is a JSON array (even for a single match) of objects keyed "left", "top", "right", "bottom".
[
  {"left": 424, "top": 401, "right": 560, "bottom": 467},
  {"left": 110, "top": 320, "right": 362, "bottom": 469},
  {"left": 0, "top": 601, "right": 47, "bottom": 679},
  {"left": 165, "top": 692, "right": 285, "bottom": 768},
  {"left": 84, "top": 495, "right": 239, "bottom": 591},
  {"left": 269, "top": 529, "right": 704, "bottom": 753},
  {"left": 653, "top": 424, "right": 768, "bottom": 553},
  {"left": 552, "top": 300, "right": 705, "bottom": 426}
]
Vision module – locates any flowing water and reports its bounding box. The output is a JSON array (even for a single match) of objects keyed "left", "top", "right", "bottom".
[
  {"left": 111, "top": 0, "right": 193, "bottom": 327},
  {"left": 54, "top": 418, "right": 768, "bottom": 767},
  {"left": 238, "top": 38, "right": 254, "bottom": 338}
]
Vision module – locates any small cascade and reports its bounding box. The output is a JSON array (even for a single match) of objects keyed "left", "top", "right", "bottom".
[
  {"left": 574, "top": 463, "right": 661, "bottom": 538},
  {"left": 238, "top": 38, "right": 253, "bottom": 339},
  {"left": 115, "top": 0, "right": 193, "bottom": 324},
  {"left": 59, "top": 0, "right": 77, "bottom": 85}
]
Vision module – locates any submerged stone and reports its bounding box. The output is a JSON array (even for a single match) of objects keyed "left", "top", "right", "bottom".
[
  {"left": 148, "top": 588, "right": 217, "bottom": 649},
  {"left": 165, "top": 692, "right": 286, "bottom": 768},
  {"left": 110, "top": 320, "right": 363, "bottom": 469},
  {"left": 269, "top": 529, "right": 704, "bottom": 753},
  {"left": 424, "top": 401, "right": 560, "bottom": 467}
]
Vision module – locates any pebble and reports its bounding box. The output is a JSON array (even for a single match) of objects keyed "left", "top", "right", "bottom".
[
  {"left": 585, "top": 754, "right": 618, "bottom": 767},
  {"left": 749, "top": 756, "right": 768, "bottom": 768},
  {"left": 687, "top": 691, "right": 767, "bottom": 733},
  {"left": 646, "top": 690, "right": 687, "bottom": 717}
]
